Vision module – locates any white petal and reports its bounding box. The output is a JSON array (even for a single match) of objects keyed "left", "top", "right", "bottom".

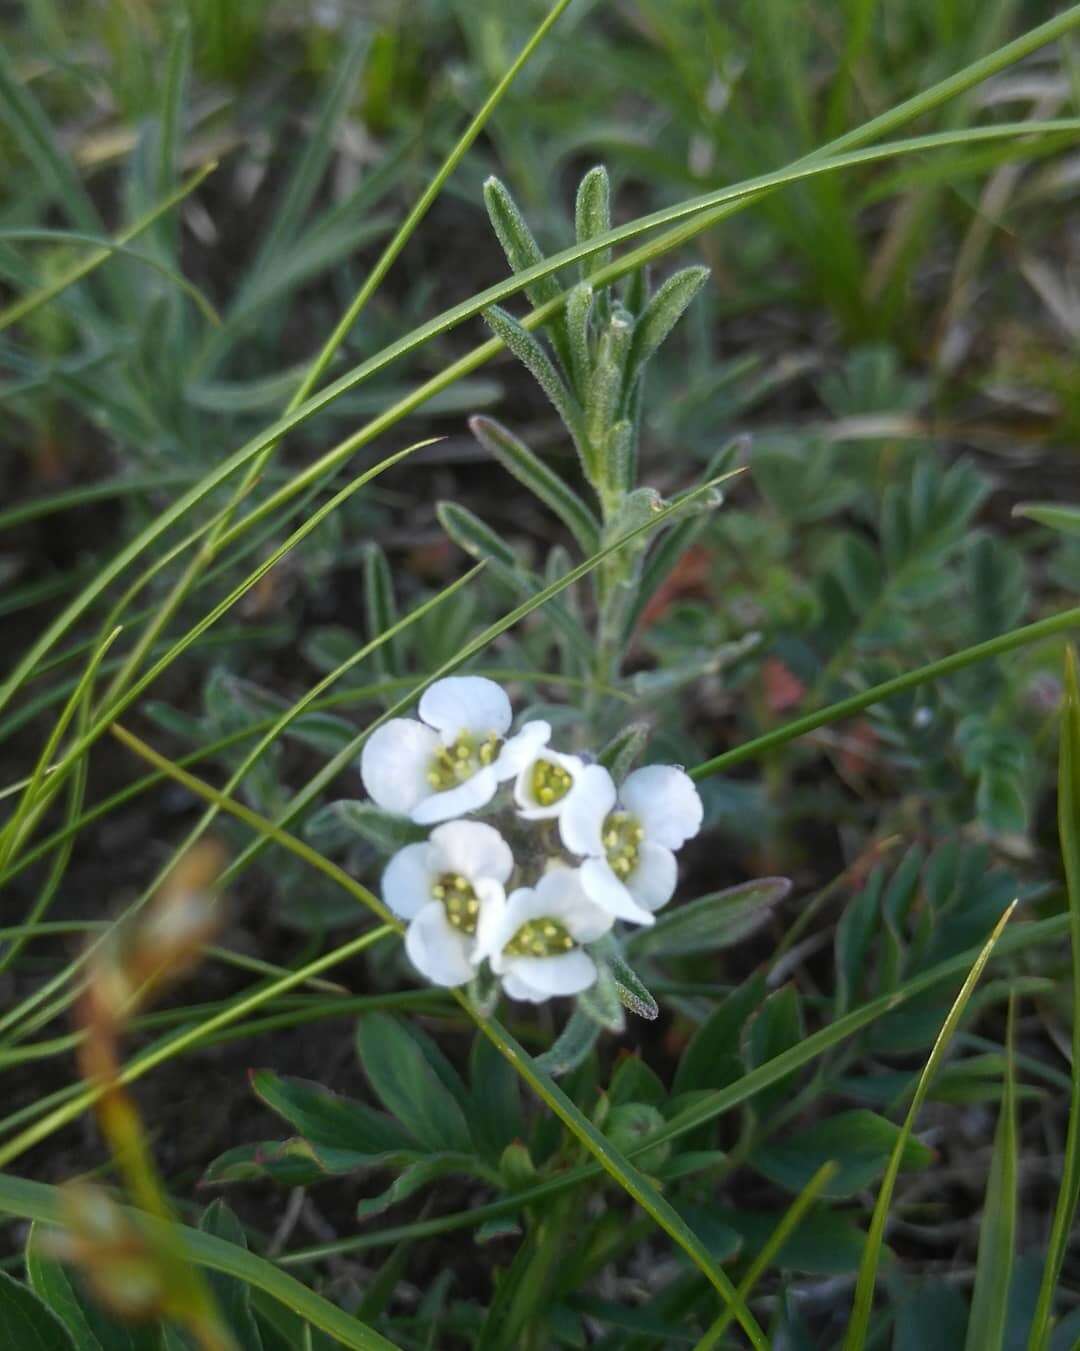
[
  {"left": 531, "top": 868, "right": 615, "bottom": 942},
  {"left": 429, "top": 820, "right": 514, "bottom": 884},
  {"left": 505, "top": 950, "right": 597, "bottom": 998},
  {"left": 492, "top": 720, "right": 551, "bottom": 781},
  {"left": 579, "top": 857, "right": 656, "bottom": 926},
  {"left": 404, "top": 903, "right": 475, "bottom": 987},
  {"left": 472, "top": 880, "right": 508, "bottom": 965},
  {"left": 410, "top": 766, "right": 498, "bottom": 825},
  {"left": 485, "top": 885, "right": 536, "bottom": 973},
  {"left": 621, "top": 765, "right": 704, "bottom": 850},
  {"left": 419, "top": 676, "right": 511, "bottom": 743},
  {"left": 501, "top": 969, "right": 549, "bottom": 1003},
  {"left": 381, "top": 842, "right": 436, "bottom": 921},
  {"left": 559, "top": 764, "right": 616, "bottom": 856},
  {"left": 360, "top": 720, "right": 440, "bottom": 816},
  {"left": 626, "top": 841, "right": 678, "bottom": 913},
  {"left": 513, "top": 750, "right": 584, "bottom": 820}
]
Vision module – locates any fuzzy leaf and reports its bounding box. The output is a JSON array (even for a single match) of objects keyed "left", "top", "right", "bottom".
[
  {"left": 469, "top": 415, "right": 599, "bottom": 553},
  {"left": 625, "top": 266, "right": 709, "bottom": 384},
  {"left": 630, "top": 878, "right": 791, "bottom": 959},
  {"left": 304, "top": 799, "right": 426, "bottom": 854},
  {"left": 483, "top": 305, "right": 588, "bottom": 469},
  {"left": 533, "top": 1008, "right": 601, "bottom": 1078},
  {"left": 574, "top": 165, "right": 612, "bottom": 279}
]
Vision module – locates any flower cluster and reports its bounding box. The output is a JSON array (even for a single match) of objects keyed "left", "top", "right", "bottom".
[{"left": 361, "top": 677, "right": 703, "bottom": 1002}]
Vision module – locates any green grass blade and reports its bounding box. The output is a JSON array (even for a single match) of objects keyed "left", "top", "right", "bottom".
[
  {"left": 692, "top": 1161, "right": 839, "bottom": 1351},
  {"left": 291, "top": 0, "right": 575, "bottom": 403},
  {"left": 1028, "top": 647, "right": 1080, "bottom": 1347},
  {"left": 965, "top": 997, "right": 1018, "bottom": 1351},
  {"left": 691, "top": 604, "right": 1080, "bottom": 782},
  {"left": 1014, "top": 503, "right": 1080, "bottom": 536},
  {"left": 0, "top": 1173, "right": 399, "bottom": 1351},
  {"left": 843, "top": 900, "right": 1018, "bottom": 1349},
  {"left": 267, "top": 913, "right": 1066, "bottom": 1269},
  {"left": 4, "top": 95, "right": 1077, "bottom": 714},
  {"left": 0, "top": 228, "right": 220, "bottom": 324},
  {"left": 466, "top": 1009, "right": 769, "bottom": 1350},
  {"left": 0, "top": 627, "right": 120, "bottom": 871},
  {"left": 6, "top": 440, "right": 439, "bottom": 855},
  {"left": 0, "top": 162, "right": 216, "bottom": 332},
  {"left": 0, "top": 43, "right": 101, "bottom": 234}
]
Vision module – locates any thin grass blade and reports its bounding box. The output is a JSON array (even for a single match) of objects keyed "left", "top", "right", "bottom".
[
  {"left": 1028, "top": 647, "right": 1080, "bottom": 1347},
  {"left": 843, "top": 900, "right": 1018, "bottom": 1349}
]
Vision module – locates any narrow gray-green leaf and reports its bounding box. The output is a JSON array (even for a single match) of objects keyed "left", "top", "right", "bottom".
[{"left": 469, "top": 415, "right": 599, "bottom": 552}]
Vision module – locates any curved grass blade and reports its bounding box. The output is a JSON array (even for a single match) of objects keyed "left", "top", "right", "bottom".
[
  {"left": 691, "top": 603, "right": 1080, "bottom": 782},
  {"left": 0, "top": 627, "right": 120, "bottom": 872},
  {"left": 0, "top": 162, "right": 216, "bottom": 331},
  {"left": 4, "top": 92, "right": 1078, "bottom": 713},
  {"left": 0, "top": 225, "right": 220, "bottom": 325},
  {"left": 0, "top": 1173, "right": 399, "bottom": 1351},
  {"left": 1028, "top": 648, "right": 1080, "bottom": 1348},
  {"left": 692, "top": 1161, "right": 838, "bottom": 1351},
  {"left": 842, "top": 900, "right": 1018, "bottom": 1349},
  {"left": 466, "top": 1008, "right": 769, "bottom": 1350},
  {"left": 291, "top": 0, "right": 575, "bottom": 402},
  {"left": 270, "top": 911, "right": 1066, "bottom": 1268},
  {"left": 965, "top": 997, "right": 1017, "bottom": 1351},
  {"left": 4, "top": 440, "right": 439, "bottom": 852},
  {"left": 0, "top": 559, "right": 477, "bottom": 1048}
]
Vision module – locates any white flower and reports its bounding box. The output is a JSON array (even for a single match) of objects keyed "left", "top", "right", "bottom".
[
  {"left": 360, "top": 676, "right": 550, "bottom": 825},
  {"left": 382, "top": 820, "right": 514, "bottom": 987},
  {"left": 512, "top": 746, "right": 590, "bottom": 820},
  {"left": 562, "top": 764, "right": 703, "bottom": 919},
  {"left": 475, "top": 867, "right": 613, "bottom": 1003}
]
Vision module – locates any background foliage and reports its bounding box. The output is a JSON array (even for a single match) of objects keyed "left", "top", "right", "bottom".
[{"left": 1, "top": 0, "right": 1079, "bottom": 1347}]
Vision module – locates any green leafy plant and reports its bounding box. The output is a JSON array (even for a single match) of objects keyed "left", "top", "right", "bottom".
[{"left": 1, "top": 2, "right": 1079, "bottom": 1348}]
